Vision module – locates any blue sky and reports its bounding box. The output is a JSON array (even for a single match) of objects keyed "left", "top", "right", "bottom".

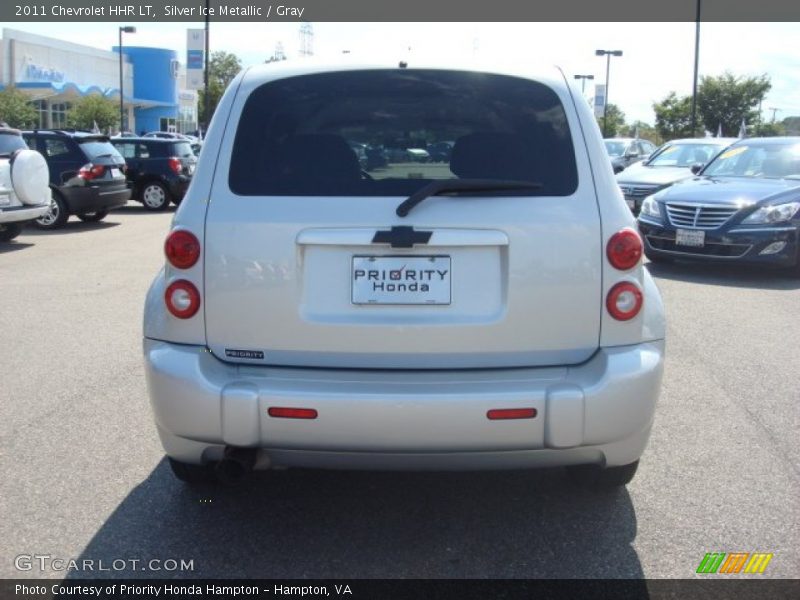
[{"left": 11, "top": 22, "right": 800, "bottom": 124}]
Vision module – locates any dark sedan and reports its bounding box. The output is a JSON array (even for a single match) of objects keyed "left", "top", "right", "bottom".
[
  {"left": 617, "top": 137, "right": 737, "bottom": 214},
  {"left": 637, "top": 137, "right": 800, "bottom": 274}
]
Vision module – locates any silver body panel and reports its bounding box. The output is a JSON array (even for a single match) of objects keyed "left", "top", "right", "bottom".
[{"left": 143, "top": 61, "right": 666, "bottom": 470}]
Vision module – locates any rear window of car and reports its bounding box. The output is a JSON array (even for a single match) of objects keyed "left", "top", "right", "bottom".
[
  {"left": 170, "top": 141, "right": 195, "bottom": 158},
  {"left": 229, "top": 69, "right": 578, "bottom": 197},
  {"left": 78, "top": 139, "right": 123, "bottom": 161},
  {"left": 0, "top": 132, "right": 27, "bottom": 155}
]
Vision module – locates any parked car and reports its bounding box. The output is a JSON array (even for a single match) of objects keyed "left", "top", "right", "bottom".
[
  {"left": 21, "top": 130, "right": 131, "bottom": 229},
  {"left": 110, "top": 137, "right": 197, "bottom": 211},
  {"left": 637, "top": 136, "right": 800, "bottom": 273},
  {"left": 144, "top": 62, "right": 665, "bottom": 488},
  {"left": 427, "top": 141, "right": 454, "bottom": 162},
  {"left": 604, "top": 138, "right": 657, "bottom": 173},
  {"left": 617, "top": 137, "right": 737, "bottom": 214},
  {"left": 0, "top": 127, "right": 51, "bottom": 241}
]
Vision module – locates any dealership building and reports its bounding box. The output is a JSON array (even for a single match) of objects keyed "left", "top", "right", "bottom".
[{"left": 0, "top": 28, "right": 197, "bottom": 134}]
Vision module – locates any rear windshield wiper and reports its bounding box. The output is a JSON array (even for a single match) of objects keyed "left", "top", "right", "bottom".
[{"left": 396, "top": 178, "right": 543, "bottom": 217}]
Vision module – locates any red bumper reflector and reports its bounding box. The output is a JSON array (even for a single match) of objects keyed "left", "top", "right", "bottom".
[
  {"left": 268, "top": 407, "right": 318, "bottom": 419},
  {"left": 487, "top": 408, "right": 537, "bottom": 420}
]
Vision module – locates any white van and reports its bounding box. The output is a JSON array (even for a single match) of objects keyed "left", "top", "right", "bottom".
[{"left": 144, "top": 61, "right": 665, "bottom": 487}]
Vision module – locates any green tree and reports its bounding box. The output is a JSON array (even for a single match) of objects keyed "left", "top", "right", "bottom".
[
  {"left": 624, "top": 120, "right": 660, "bottom": 144},
  {"left": 0, "top": 86, "right": 38, "bottom": 128},
  {"left": 781, "top": 116, "right": 800, "bottom": 136},
  {"left": 653, "top": 92, "right": 694, "bottom": 141},
  {"left": 198, "top": 51, "right": 243, "bottom": 127},
  {"left": 66, "top": 95, "right": 118, "bottom": 132},
  {"left": 597, "top": 103, "right": 626, "bottom": 137},
  {"left": 697, "top": 72, "right": 771, "bottom": 137},
  {"left": 753, "top": 121, "right": 785, "bottom": 137}
]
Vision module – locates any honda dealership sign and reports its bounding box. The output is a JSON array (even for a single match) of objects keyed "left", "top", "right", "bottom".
[
  {"left": 186, "top": 29, "right": 204, "bottom": 90},
  {"left": 593, "top": 84, "right": 606, "bottom": 118}
]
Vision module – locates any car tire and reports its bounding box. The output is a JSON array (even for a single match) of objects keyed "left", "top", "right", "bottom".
[
  {"left": 77, "top": 210, "right": 108, "bottom": 223},
  {"left": 566, "top": 460, "right": 639, "bottom": 488},
  {"left": 141, "top": 181, "right": 171, "bottom": 211},
  {"left": 168, "top": 457, "right": 212, "bottom": 484},
  {"left": 0, "top": 223, "right": 23, "bottom": 242},
  {"left": 34, "top": 191, "right": 69, "bottom": 230}
]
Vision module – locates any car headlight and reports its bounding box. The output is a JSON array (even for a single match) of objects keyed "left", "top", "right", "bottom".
[
  {"left": 639, "top": 195, "right": 662, "bottom": 220},
  {"left": 741, "top": 201, "right": 800, "bottom": 225}
]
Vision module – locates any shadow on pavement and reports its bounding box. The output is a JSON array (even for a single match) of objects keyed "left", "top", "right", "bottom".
[
  {"left": 0, "top": 241, "right": 35, "bottom": 254},
  {"left": 71, "top": 460, "right": 644, "bottom": 579},
  {"left": 22, "top": 221, "right": 120, "bottom": 236},
  {"left": 113, "top": 204, "right": 176, "bottom": 215},
  {"left": 646, "top": 260, "right": 800, "bottom": 291}
]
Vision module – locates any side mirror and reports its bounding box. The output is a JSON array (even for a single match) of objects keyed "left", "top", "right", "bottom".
[
  {"left": 624, "top": 151, "right": 639, "bottom": 159},
  {"left": 690, "top": 162, "right": 704, "bottom": 175}
]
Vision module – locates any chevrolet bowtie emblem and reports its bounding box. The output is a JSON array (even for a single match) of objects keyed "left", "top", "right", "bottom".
[{"left": 371, "top": 226, "right": 433, "bottom": 249}]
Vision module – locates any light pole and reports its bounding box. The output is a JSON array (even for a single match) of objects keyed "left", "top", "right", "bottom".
[
  {"left": 118, "top": 26, "right": 136, "bottom": 133},
  {"left": 573, "top": 74, "right": 594, "bottom": 94},
  {"left": 690, "top": 0, "right": 701, "bottom": 136},
  {"left": 595, "top": 49, "right": 623, "bottom": 137}
]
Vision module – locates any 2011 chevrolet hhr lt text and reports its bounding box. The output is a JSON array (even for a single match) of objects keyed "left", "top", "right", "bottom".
[{"left": 143, "top": 61, "right": 666, "bottom": 487}]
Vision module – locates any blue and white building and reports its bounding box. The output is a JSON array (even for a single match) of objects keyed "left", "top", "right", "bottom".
[{"left": 0, "top": 28, "right": 197, "bottom": 133}]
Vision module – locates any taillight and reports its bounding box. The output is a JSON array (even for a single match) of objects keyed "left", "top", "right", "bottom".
[
  {"left": 165, "top": 280, "right": 201, "bottom": 319},
  {"left": 167, "top": 157, "right": 182, "bottom": 174},
  {"left": 607, "top": 229, "right": 643, "bottom": 270},
  {"left": 606, "top": 281, "right": 643, "bottom": 321},
  {"left": 165, "top": 230, "right": 200, "bottom": 269},
  {"left": 78, "top": 163, "right": 105, "bottom": 181},
  {"left": 268, "top": 407, "right": 318, "bottom": 419}
]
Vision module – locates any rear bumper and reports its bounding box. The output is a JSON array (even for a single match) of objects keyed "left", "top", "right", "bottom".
[
  {"left": 0, "top": 203, "right": 50, "bottom": 224},
  {"left": 61, "top": 185, "right": 131, "bottom": 214},
  {"left": 144, "top": 339, "right": 664, "bottom": 470}
]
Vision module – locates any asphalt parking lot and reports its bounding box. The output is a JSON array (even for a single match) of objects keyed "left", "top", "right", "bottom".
[{"left": 1, "top": 204, "right": 798, "bottom": 579}]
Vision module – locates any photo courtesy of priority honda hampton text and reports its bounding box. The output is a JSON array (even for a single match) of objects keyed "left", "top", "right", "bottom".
[{"left": 143, "top": 59, "right": 665, "bottom": 488}]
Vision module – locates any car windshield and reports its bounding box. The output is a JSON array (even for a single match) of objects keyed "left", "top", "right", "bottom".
[
  {"left": 702, "top": 142, "right": 800, "bottom": 179},
  {"left": 646, "top": 142, "right": 724, "bottom": 168},
  {"left": 0, "top": 132, "right": 27, "bottom": 155},
  {"left": 604, "top": 141, "right": 626, "bottom": 157},
  {"left": 229, "top": 69, "right": 578, "bottom": 197}
]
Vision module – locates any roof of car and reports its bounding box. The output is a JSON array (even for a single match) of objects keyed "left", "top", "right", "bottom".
[
  {"left": 729, "top": 136, "right": 800, "bottom": 146},
  {"left": 237, "top": 59, "right": 569, "bottom": 94},
  {"left": 0, "top": 127, "right": 22, "bottom": 136},
  {"left": 110, "top": 136, "right": 180, "bottom": 143},
  {"left": 23, "top": 129, "right": 108, "bottom": 139},
  {"left": 664, "top": 137, "right": 739, "bottom": 145}
]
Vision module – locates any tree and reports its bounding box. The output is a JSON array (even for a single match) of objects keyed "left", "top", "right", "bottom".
[
  {"left": 0, "top": 86, "right": 38, "bottom": 129},
  {"left": 653, "top": 92, "right": 694, "bottom": 141},
  {"left": 624, "top": 120, "right": 659, "bottom": 144},
  {"left": 596, "top": 103, "right": 626, "bottom": 137},
  {"left": 753, "top": 121, "right": 785, "bottom": 137},
  {"left": 697, "top": 72, "right": 771, "bottom": 137},
  {"left": 781, "top": 116, "right": 800, "bottom": 136},
  {"left": 66, "top": 95, "right": 118, "bottom": 132},
  {"left": 198, "top": 51, "right": 243, "bottom": 127}
]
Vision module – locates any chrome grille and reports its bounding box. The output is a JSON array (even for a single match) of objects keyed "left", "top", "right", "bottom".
[
  {"left": 619, "top": 183, "right": 659, "bottom": 199},
  {"left": 665, "top": 203, "right": 739, "bottom": 230}
]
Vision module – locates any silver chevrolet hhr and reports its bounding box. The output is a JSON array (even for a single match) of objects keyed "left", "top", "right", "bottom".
[{"left": 144, "top": 60, "right": 665, "bottom": 487}]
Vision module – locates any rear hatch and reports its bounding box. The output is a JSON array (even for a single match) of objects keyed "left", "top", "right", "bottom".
[
  {"left": 169, "top": 140, "right": 197, "bottom": 176},
  {"left": 77, "top": 137, "right": 128, "bottom": 189},
  {"left": 204, "top": 68, "right": 601, "bottom": 369}
]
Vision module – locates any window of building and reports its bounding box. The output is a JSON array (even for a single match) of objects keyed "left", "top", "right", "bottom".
[
  {"left": 33, "top": 100, "right": 47, "bottom": 129},
  {"left": 51, "top": 103, "right": 70, "bottom": 129}
]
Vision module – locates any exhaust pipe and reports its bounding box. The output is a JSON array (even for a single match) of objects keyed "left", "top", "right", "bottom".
[{"left": 214, "top": 447, "right": 257, "bottom": 485}]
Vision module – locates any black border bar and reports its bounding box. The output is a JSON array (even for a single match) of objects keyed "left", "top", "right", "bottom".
[
  {"left": 3, "top": 579, "right": 800, "bottom": 600},
  {"left": 2, "top": 0, "right": 800, "bottom": 22}
]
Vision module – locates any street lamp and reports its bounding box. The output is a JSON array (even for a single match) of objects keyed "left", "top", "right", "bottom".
[
  {"left": 573, "top": 74, "right": 594, "bottom": 94},
  {"left": 595, "top": 49, "right": 623, "bottom": 137},
  {"left": 118, "top": 26, "right": 136, "bottom": 133}
]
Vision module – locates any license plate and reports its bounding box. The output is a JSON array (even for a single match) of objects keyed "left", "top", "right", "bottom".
[
  {"left": 352, "top": 256, "right": 451, "bottom": 305},
  {"left": 675, "top": 228, "right": 705, "bottom": 247},
  {"left": 110, "top": 168, "right": 121, "bottom": 178}
]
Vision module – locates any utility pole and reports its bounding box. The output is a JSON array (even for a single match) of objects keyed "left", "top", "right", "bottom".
[
  {"left": 690, "top": 0, "right": 701, "bottom": 137},
  {"left": 203, "top": 0, "right": 210, "bottom": 136},
  {"left": 769, "top": 107, "right": 781, "bottom": 123}
]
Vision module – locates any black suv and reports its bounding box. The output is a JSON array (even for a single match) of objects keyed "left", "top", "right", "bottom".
[
  {"left": 110, "top": 137, "right": 197, "bottom": 211},
  {"left": 22, "top": 130, "right": 131, "bottom": 229}
]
